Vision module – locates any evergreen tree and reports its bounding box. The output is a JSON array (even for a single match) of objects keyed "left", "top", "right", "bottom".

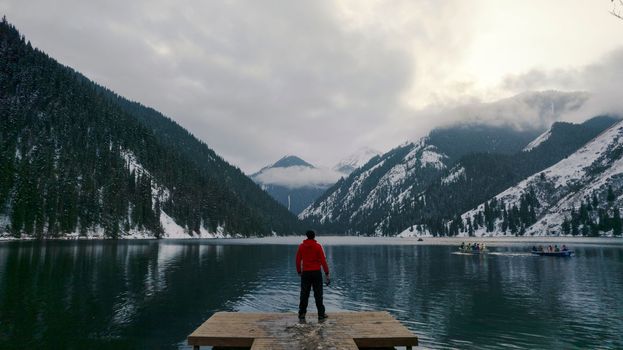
[
  {"left": 607, "top": 185, "right": 615, "bottom": 202},
  {"left": 613, "top": 210, "right": 622, "bottom": 236}
]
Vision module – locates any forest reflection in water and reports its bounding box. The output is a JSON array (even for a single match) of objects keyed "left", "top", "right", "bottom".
[{"left": 0, "top": 238, "right": 621, "bottom": 349}]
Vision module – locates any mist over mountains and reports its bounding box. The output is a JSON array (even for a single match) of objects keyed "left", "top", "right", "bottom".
[{"left": 250, "top": 150, "right": 380, "bottom": 214}]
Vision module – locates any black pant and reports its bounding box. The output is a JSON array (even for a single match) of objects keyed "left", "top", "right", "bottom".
[{"left": 298, "top": 270, "right": 325, "bottom": 316}]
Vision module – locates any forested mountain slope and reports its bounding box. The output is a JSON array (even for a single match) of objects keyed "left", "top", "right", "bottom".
[
  {"left": 300, "top": 124, "right": 541, "bottom": 234},
  {"left": 302, "top": 113, "right": 618, "bottom": 236},
  {"left": 397, "top": 116, "right": 620, "bottom": 236},
  {"left": 0, "top": 19, "right": 301, "bottom": 238},
  {"left": 452, "top": 120, "right": 623, "bottom": 237}
]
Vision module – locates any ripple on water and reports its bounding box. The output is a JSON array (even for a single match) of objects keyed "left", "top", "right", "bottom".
[{"left": 2, "top": 241, "right": 622, "bottom": 350}]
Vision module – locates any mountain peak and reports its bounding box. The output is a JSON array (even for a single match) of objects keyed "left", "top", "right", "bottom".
[
  {"left": 272, "top": 155, "right": 314, "bottom": 169},
  {"left": 333, "top": 147, "right": 381, "bottom": 175}
]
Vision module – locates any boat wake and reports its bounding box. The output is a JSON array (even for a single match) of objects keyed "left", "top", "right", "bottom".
[
  {"left": 487, "top": 252, "right": 533, "bottom": 257},
  {"left": 451, "top": 252, "right": 487, "bottom": 256}
]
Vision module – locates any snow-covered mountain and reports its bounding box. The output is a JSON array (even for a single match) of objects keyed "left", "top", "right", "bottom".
[
  {"left": 447, "top": 120, "right": 623, "bottom": 237},
  {"left": 397, "top": 116, "right": 620, "bottom": 237},
  {"left": 300, "top": 124, "right": 541, "bottom": 234},
  {"left": 251, "top": 156, "right": 341, "bottom": 214},
  {"left": 333, "top": 147, "right": 381, "bottom": 175}
]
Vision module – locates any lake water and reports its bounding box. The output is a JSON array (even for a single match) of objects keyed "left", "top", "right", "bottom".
[{"left": 1, "top": 237, "right": 622, "bottom": 349}]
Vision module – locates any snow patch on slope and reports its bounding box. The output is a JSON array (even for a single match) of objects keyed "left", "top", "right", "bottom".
[
  {"left": 404, "top": 141, "right": 446, "bottom": 170},
  {"left": 442, "top": 166, "right": 466, "bottom": 185},
  {"left": 420, "top": 148, "right": 446, "bottom": 169},
  {"left": 523, "top": 129, "right": 552, "bottom": 151},
  {"left": 122, "top": 149, "right": 170, "bottom": 204}
]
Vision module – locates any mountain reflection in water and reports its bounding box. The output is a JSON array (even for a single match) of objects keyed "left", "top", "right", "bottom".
[{"left": 0, "top": 238, "right": 621, "bottom": 349}]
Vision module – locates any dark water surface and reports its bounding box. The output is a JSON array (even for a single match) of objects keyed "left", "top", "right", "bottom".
[{"left": 1, "top": 238, "right": 622, "bottom": 349}]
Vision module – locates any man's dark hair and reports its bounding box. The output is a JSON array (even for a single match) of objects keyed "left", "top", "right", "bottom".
[{"left": 306, "top": 230, "right": 316, "bottom": 239}]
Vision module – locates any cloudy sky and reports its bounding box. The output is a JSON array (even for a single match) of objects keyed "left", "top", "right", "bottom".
[{"left": 2, "top": 0, "right": 623, "bottom": 172}]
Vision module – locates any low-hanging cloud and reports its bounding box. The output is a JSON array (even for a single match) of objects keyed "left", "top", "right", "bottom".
[
  {"left": 253, "top": 166, "right": 343, "bottom": 189},
  {"left": 500, "top": 48, "right": 623, "bottom": 123},
  {"left": 444, "top": 90, "right": 590, "bottom": 130}
]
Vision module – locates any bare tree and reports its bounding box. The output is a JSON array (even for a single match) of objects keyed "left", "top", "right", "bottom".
[{"left": 612, "top": 0, "right": 623, "bottom": 19}]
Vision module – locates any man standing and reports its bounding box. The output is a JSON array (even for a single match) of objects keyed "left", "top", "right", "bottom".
[{"left": 296, "top": 230, "right": 329, "bottom": 321}]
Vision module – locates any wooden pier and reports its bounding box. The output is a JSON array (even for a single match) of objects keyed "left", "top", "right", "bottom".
[{"left": 187, "top": 311, "right": 418, "bottom": 349}]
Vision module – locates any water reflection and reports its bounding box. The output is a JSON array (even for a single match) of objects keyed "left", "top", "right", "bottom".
[
  {"left": 217, "top": 244, "right": 623, "bottom": 349},
  {"left": 0, "top": 240, "right": 621, "bottom": 349}
]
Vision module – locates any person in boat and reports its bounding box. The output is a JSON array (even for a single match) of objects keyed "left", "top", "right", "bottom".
[
  {"left": 532, "top": 245, "right": 538, "bottom": 252},
  {"left": 296, "top": 230, "right": 329, "bottom": 321},
  {"left": 548, "top": 245, "right": 553, "bottom": 252},
  {"left": 554, "top": 245, "right": 560, "bottom": 252},
  {"left": 538, "top": 245, "right": 544, "bottom": 252},
  {"left": 474, "top": 243, "right": 480, "bottom": 251},
  {"left": 562, "top": 245, "right": 568, "bottom": 251},
  {"left": 460, "top": 242, "right": 465, "bottom": 250},
  {"left": 481, "top": 243, "right": 486, "bottom": 251}
]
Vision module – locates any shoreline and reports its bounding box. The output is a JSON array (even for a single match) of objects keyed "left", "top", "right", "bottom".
[
  {"left": 223, "top": 235, "right": 623, "bottom": 246},
  {"left": 3, "top": 235, "right": 622, "bottom": 246}
]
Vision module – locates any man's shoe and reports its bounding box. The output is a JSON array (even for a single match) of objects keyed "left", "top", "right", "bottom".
[
  {"left": 318, "top": 314, "right": 328, "bottom": 321},
  {"left": 298, "top": 313, "right": 306, "bottom": 321}
]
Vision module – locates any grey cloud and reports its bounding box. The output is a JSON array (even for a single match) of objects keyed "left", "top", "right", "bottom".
[
  {"left": 1, "top": 0, "right": 470, "bottom": 172},
  {"left": 450, "top": 91, "right": 590, "bottom": 130},
  {"left": 500, "top": 48, "right": 623, "bottom": 122},
  {"left": 3, "top": 0, "right": 621, "bottom": 173}
]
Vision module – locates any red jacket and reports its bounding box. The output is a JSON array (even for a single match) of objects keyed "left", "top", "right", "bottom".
[{"left": 296, "top": 239, "right": 329, "bottom": 274}]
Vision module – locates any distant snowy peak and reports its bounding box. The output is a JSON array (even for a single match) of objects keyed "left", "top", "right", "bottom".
[
  {"left": 252, "top": 155, "right": 315, "bottom": 177},
  {"left": 251, "top": 155, "right": 341, "bottom": 189},
  {"left": 250, "top": 154, "right": 341, "bottom": 214},
  {"left": 271, "top": 155, "right": 314, "bottom": 169},
  {"left": 333, "top": 147, "right": 381, "bottom": 175}
]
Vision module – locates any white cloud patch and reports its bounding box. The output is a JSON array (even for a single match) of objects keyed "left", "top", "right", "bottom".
[{"left": 254, "top": 166, "right": 343, "bottom": 189}]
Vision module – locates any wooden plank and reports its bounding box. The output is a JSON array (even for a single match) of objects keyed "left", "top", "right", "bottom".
[
  {"left": 250, "top": 337, "right": 359, "bottom": 350},
  {"left": 250, "top": 338, "right": 283, "bottom": 350},
  {"left": 187, "top": 312, "right": 418, "bottom": 348}
]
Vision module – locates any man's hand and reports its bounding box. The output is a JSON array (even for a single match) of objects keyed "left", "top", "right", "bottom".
[{"left": 325, "top": 274, "right": 330, "bottom": 286}]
